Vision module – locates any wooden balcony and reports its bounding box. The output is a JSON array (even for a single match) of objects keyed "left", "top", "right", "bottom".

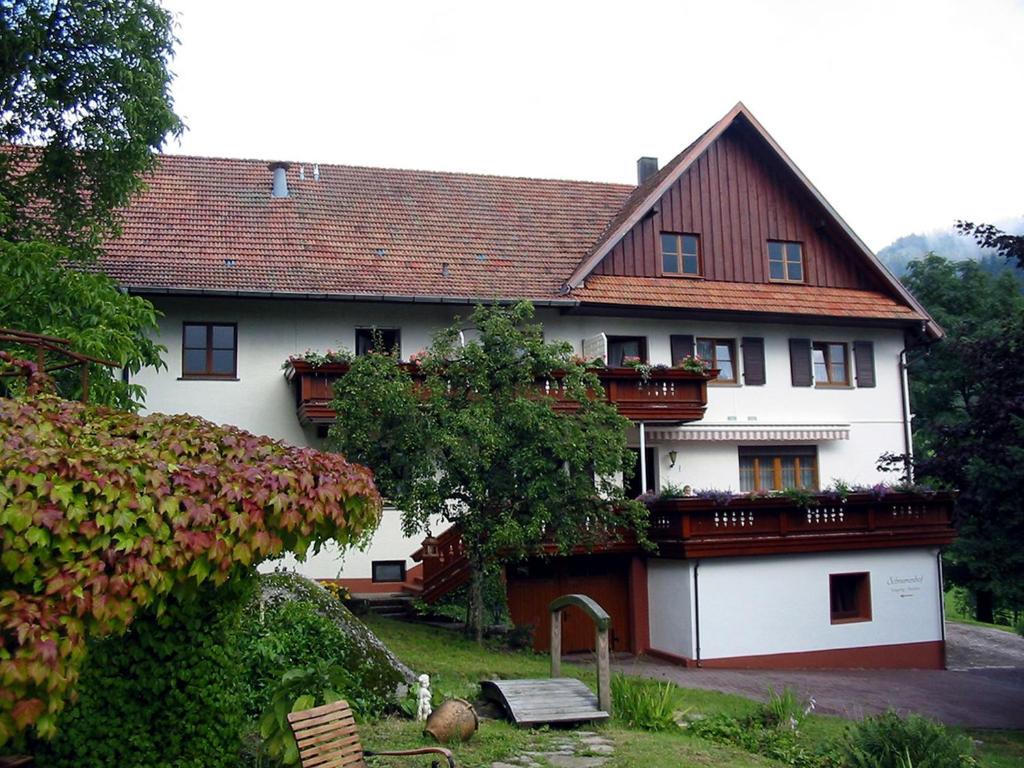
[
  {"left": 647, "top": 491, "right": 957, "bottom": 558},
  {"left": 284, "top": 360, "right": 712, "bottom": 426}
]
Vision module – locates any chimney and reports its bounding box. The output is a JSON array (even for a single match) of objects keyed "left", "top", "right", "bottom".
[
  {"left": 269, "top": 162, "right": 289, "bottom": 197},
  {"left": 637, "top": 156, "right": 658, "bottom": 185}
]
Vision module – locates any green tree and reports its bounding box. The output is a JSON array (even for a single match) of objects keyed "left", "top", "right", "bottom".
[
  {"left": 328, "top": 303, "right": 649, "bottom": 641},
  {"left": 0, "top": 237, "right": 164, "bottom": 408},
  {"left": 1, "top": 0, "right": 182, "bottom": 245},
  {"left": 901, "top": 253, "right": 1024, "bottom": 622},
  {"left": 0, "top": 0, "right": 183, "bottom": 407}
]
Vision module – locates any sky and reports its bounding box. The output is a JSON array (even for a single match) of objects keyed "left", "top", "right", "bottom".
[{"left": 161, "top": 0, "right": 1023, "bottom": 252}]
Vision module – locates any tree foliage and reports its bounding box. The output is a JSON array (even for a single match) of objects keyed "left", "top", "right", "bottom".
[
  {"left": 0, "top": 386, "right": 381, "bottom": 745},
  {"left": 1, "top": 0, "right": 183, "bottom": 246},
  {"left": 0, "top": 237, "right": 164, "bottom": 409},
  {"left": 901, "top": 253, "right": 1024, "bottom": 622},
  {"left": 956, "top": 220, "right": 1024, "bottom": 271},
  {"left": 328, "top": 303, "right": 649, "bottom": 640}
]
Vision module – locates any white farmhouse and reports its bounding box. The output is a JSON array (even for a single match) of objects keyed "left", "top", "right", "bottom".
[{"left": 101, "top": 103, "right": 954, "bottom": 668}]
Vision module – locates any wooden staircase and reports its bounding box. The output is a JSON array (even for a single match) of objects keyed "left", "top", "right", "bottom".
[{"left": 412, "top": 525, "right": 471, "bottom": 604}]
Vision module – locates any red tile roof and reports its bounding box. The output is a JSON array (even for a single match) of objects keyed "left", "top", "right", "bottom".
[
  {"left": 574, "top": 276, "right": 925, "bottom": 322},
  {"left": 100, "top": 155, "right": 633, "bottom": 302},
  {"left": 99, "top": 152, "right": 925, "bottom": 327}
]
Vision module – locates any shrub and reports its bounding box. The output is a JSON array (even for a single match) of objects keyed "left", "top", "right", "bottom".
[
  {"left": 0, "top": 392, "right": 380, "bottom": 744},
  {"left": 238, "top": 573, "right": 411, "bottom": 721},
  {"left": 688, "top": 710, "right": 834, "bottom": 768},
  {"left": 837, "top": 711, "right": 976, "bottom": 768},
  {"left": 31, "top": 583, "right": 249, "bottom": 768},
  {"left": 611, "top": 674, "right": 685, "bottom": 731}
]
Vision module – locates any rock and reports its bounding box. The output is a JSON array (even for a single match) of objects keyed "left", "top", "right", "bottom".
[{"left": 247, "top": 572, "right": 415, "bottom": 695}]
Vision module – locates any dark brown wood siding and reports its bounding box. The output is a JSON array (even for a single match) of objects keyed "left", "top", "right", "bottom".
[{"left": 595, "top": 124, "right": 880, "bottom": 290}]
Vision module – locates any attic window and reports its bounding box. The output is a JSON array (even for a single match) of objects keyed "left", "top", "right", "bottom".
[
  {"left": 661, "top": 233, "right": 701, "bottom": 276},
  {"left": 768, "top": 241, "right": 804, "bottom": 282}
]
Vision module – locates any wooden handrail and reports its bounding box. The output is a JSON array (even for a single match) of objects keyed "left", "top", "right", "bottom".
[
  {"left": 549, "top": 594, "right": 612, "bottom": 714},
  {"left": 0, "top": 327, "right": 118, "bottom": 403}
]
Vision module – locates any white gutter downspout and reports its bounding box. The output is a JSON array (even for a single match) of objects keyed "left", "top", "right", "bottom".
[
  {"left": 899, "top": 348, "right": 915, "bottom": 482},
  {"left": 638, "top": 421, "right": 647, "bottom": 493}
]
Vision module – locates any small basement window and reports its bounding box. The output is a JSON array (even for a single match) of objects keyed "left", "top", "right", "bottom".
[
  {"left": 371, "top": 561, "right": 406, "bottom": 583},
  {"left": 355, "top": 327, "right": 401, "bottom": 356},
  {"left": 830, "top": 572, "right": 872, "bottom": 624}
]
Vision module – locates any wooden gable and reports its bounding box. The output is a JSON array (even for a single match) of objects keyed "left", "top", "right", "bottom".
[{"left": 593, "top": 121, "right": 884, "bottom": 291}]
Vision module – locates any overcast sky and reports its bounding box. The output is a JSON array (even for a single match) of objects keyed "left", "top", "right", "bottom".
[{"left": 161, "top": 0, "right": 1022, "bottom": 252}]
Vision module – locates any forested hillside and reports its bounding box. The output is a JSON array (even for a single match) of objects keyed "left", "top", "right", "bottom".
[{"left": 878, "top": 216, "right": 1024, "bottom": 283}]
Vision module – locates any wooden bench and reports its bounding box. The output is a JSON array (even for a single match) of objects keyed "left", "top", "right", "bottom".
[{"left": 288, "top": 700, "right": 455, "bottom": 767}]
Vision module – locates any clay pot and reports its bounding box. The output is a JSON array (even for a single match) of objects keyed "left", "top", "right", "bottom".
[{"left": 423, "top": 698, "right": 479, "bottom": 743}]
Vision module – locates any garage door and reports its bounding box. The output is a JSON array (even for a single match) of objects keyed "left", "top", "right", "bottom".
[{"left": 506, "top": 555, "right": 631, "bottom": 653}]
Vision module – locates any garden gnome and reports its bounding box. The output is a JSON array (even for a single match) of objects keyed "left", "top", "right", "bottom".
[{"left": 416, "top": 673, "right": 432, "bottom": 721}]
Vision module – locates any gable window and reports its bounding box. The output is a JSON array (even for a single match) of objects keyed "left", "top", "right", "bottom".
[
  {"left": 812, "top": 342, "right": 849, "bottom": 386},
  {"left": 739, "top": 446, "right": 818, "bottom": 492},
  {"left": 607, "top": 335, "right": 648, "bottom": 366},
  {"left": 355, "top": 327, "right": 401, "bottom": 356},
  {"left": 661, "top": 233, "right": 701, "bottom": 276},
  {"left": 768, "top": 241, "right": 804, "bottom": 282},
  {"left": 696, "top": 338, "right": 736, "bottom": 383},
  {"left": 830, "top": 572, "right": 872, "bottom": 624},
  {"left": 182, "top": 323, "right": 237, "bottom": 378}
]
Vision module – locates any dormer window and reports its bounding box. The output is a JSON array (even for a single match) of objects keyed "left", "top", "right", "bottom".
[
  {"left": 768, "top": 240, "right": 804, "bottom": 282},
  {"left": 661, "top": 233, "right": 701, "bottom": 276}
]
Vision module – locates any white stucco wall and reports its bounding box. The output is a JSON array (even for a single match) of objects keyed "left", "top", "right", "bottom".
[
  {"left": 133, "top": 296, "right": 914, "bottom": 580},
  {"left": 257, "top": 506, "right": 440, "bottom": 581},
  {"left": 648, "top": 559, "right": 696, "bottom": 658},
  {"left": 689, "top": 548, "right": 943, "bottom": 660}
]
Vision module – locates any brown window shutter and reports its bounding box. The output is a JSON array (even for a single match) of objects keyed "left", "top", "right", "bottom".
[
  {"left": 742, "top": 337, "right": 766, "bottom": 385},
  {"left": 670, "top": 334, "right": 695, "bottom": 366},
  {"left": 854, "top": 341, "right": 876, "bottom": 387},
  {"left": 789, "top": 338, "right": 812, "bottom": 386}
]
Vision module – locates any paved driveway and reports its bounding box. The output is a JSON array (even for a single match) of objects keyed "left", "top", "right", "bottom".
[{"left": 613, "top": 623, "right": 1024, "bottom": 729}]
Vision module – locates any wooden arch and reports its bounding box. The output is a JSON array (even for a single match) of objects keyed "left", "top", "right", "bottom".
[{"left": 549, "top": 593, "right": 611, "bottom": 714}]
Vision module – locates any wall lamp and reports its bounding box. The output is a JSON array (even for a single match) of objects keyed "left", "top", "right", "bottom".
[{"left": 668, "top": 450, "right": 678, "bottom": 468}]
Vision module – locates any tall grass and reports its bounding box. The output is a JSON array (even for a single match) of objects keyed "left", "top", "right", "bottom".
[{"left": 611, "top": 674, "right": 686, "bottom": 732}]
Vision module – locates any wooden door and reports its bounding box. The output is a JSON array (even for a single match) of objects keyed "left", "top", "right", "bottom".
[{"left": 506, "top": 555, "right": 631, "bottom": 653}]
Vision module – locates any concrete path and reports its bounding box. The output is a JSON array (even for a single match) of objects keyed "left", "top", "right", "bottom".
[{"left": 612, "top": 622, "right": 1024, "bottom": 730}]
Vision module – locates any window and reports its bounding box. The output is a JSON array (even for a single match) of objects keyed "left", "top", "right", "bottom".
[
  {"left": 812, "top": 342, "right": 849, "bottom": 386},
  {"left": 372, "top": 560, "right": 406, "bottom": 583},
  {"left": 830, "top": 572, "right": 872, "bottom": 623},
  {"left": 661, "top": 233, "right": 701, "bottom": 276},
  {"left": 182, "top": 323, "right": 237, "bottom": 378},
  {"left": 768, "top": 241, "right": 804, "bottom": 282},
  {"left": 739, "top": 446, "right": 818, "bottom": 492},
  {"left": 607, "top": 335, "right": 648, "bottom": 366},
  {"left": 355, "top": 327, "right": 401, "bottom": 356},
  {"left": 696, "top": 338, "right": 736, "bottom": 382}
]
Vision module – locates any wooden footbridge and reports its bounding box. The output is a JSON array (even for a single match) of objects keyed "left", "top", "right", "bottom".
[{"left": 480, "top": 594, "right": 612, "bottom": 726}]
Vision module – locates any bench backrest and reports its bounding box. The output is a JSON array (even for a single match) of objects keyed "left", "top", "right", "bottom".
[{"left": 287, "top": 700, "right": 365, "bottom": 767}]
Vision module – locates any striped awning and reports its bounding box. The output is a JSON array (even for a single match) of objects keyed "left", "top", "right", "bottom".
[{"left": 644, "top": 423, "right": 850, "bottom": 442}]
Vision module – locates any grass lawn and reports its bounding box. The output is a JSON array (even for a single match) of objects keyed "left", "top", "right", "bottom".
[{"left": 360, "top": 615, "right": 1023, "bottom": 768}]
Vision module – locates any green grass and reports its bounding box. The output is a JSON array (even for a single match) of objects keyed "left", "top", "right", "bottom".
[
  {"left": 943, "top": 590, "right": 1020, "bottom": 634},
  {"left": 361, "top": 616, "right": 1022, "bottom": 768}
]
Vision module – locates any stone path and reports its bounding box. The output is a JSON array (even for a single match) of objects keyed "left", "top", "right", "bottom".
[{"left": 490, "top": 731, "right": 616, "bottom": 768}]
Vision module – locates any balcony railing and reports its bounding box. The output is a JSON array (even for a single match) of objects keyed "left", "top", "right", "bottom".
[
  {"left": 284, "top": 360, "right": 713, "bottom": 426},
  {"left": 647, "top": 491, "right": 956, "bottom": 558}
]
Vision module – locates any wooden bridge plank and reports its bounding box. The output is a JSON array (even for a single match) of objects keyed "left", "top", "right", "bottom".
[{"left": 480, "top": 678, "right": 609, "bottom": 727}]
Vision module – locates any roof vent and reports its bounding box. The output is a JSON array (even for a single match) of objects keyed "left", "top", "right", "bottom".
[
  {"left": 269, "top": 162, "right": 289, "bottom": 197},
  {"left": 637, "top": 156, "right": 658, "bottom": 185}
]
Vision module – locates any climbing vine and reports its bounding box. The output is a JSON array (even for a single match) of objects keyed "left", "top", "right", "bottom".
[{"left": 0, "top": 391, "right": 381, "bottom": 745}]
